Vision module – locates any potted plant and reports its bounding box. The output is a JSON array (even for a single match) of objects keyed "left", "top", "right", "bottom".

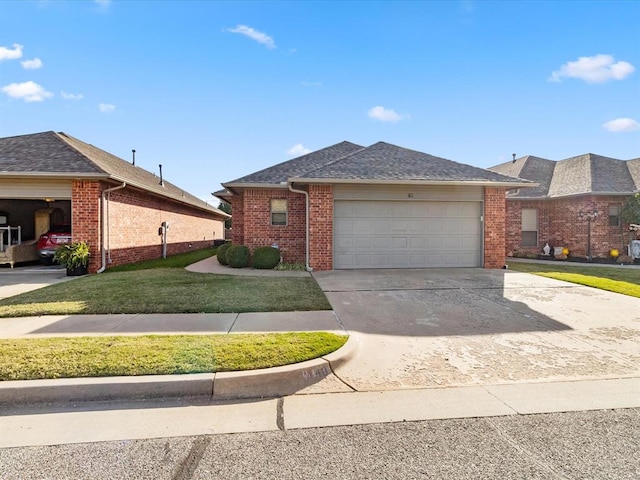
[{"left": 54, "top": 241, "right": 90, "bottom": 276}]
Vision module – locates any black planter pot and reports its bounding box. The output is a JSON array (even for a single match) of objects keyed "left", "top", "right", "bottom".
[{"left": 66, "top": 265, "right": 88, "bottom": 277}]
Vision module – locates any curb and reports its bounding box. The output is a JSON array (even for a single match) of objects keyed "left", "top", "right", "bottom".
[{"left": 0, "top": 335, "right": 358, "bottom": 405}]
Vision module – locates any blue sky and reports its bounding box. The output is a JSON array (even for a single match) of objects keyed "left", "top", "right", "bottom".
[{"left": 1, "top": 0, "right": 638, "bottom": 204}]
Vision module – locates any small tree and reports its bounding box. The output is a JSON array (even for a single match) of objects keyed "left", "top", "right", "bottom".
[
  {"left": 621, "top": 193, "right": 640, "bottom": 244},
  {"left": 218, "top": 201, "right": 232, "bottom": 229},
  {"left": 621, "top": 193, "right": 640, "bottom": 225}
]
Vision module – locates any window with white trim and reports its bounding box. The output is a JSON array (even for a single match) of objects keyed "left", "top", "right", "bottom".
[
  {"left": 521, "top": 208, "right": 538, "bottom": 247},
  {"left": 270, "top": 199, "right": 287, "bottom": 226}
]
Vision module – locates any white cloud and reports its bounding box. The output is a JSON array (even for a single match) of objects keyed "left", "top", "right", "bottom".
[
  {"left": 61, "top": 91, "right": 83, "bottom": 100},
  {"left": 0, "top": 43, "right": 23, "bottom": 61},
  {"left": 549, "top": 54, "right": 635, "bottom": 83},
  {"left": 98, "top": 103, "right": 116, "bottom": 113},
  {"left": 287, "top": 144, "right": 312, "bottom": 156},
  {"left": 368, "top": 105, "right": 404, "bottom": 122},
  {"left": 21, "top": 57, "right": 42, "bottom": 70},
  {"left": 2, "top": 81, "right": 53, "bottom": 102},
  {"left": 94, "top": 0, "right": 111, "bottom": 8},
  {"left": 227, "top": 25, "right": 276, "bottom": 49},
  {"left": 602, "top": 118, "right": 640, "bottom": 133}
]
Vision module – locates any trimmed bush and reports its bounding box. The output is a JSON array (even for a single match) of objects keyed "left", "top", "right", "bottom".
[
  {"left": 252, "top": 246, "right": 281, "bottom": 269},
  {"left": 226, "top": 245, "right": 250, "bottom": 268},
  {"left": 217, "top": 243, "right": 232, "bottom": 265}
]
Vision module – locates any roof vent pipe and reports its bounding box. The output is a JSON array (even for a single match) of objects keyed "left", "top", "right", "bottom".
[
  {"left": 512, "top": 153, "right": 516, "bottom": 163},
  {"left": 132, "top": 149, "right": 136, "bottom": 165},
  {"left": 159, "top": 164, "right": 164, "bottom": 186}
]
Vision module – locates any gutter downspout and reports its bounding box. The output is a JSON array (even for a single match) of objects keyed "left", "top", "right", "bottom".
[
  {"left": 288, "top": 183, "right": 312, "bottom": 272},
  {"left": 97, "top": 182, "right": 126, "bottom": 273}
]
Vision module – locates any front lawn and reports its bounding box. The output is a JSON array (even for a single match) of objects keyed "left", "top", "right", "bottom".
[
  {"left": 507, "top": 261, "right": 640, "bottom": 298},
  {"left": 0, "top": 269, "right": 331, "bottom": 317},
  {"left": 0, "top": 332, "right": 348, "bottom": 381}
]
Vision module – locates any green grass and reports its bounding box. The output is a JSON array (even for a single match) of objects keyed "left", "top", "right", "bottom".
[
  {"left": 507, "top": 261, "right": 640, "bottom": 298},
  {"left": 107, "top": 247, "right": 217, "bottom": 271},
  {"left": 0, "top": 269, "right": 331, "bottom": 317},
  {"left": 0, "top": 332, "right": 348, "bottom": 381}
]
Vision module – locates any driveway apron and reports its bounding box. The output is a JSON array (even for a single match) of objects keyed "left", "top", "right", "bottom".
[{"left": 312, "top": 269, "right": 640, "bottom": 391}]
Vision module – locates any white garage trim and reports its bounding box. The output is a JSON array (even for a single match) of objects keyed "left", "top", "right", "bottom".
[
  {"left": 333, "top": 186, "right": 483, "bottom": 269},
  {"left": 0, "top": 179, "right": 72, "bottom": 200}
]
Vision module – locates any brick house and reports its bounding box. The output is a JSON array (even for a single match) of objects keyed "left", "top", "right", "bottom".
[
  {"left": 0, "top": 131, "right": 229, "bottom": 272},
  {"left": 489, "top": 153, "right": 640, "bottom": 259},
  {"left": 216, "top": 141, "right": 531, "bottom": 270}
]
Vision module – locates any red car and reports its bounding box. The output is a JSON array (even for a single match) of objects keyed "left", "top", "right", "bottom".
[{"left": 37, "top": 225, "right": 72, "bottom": 265}]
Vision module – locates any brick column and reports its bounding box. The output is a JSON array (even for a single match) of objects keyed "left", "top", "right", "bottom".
[
  {"left": 308, "top": 184, "right": 333, "bottom": 271},
  {"left": 72, "top": 180, "right": 102, "bottom": 273},
  {"left": 230, "top": 195, "right": 244, "bottom": 245},
  {"left": 484, "top": 187, "right": 506, "bottom": 269}
]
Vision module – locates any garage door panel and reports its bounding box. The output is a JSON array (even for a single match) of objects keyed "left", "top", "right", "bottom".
[{"left": 334, "top": 200, "right": 482, "bottom": 269}]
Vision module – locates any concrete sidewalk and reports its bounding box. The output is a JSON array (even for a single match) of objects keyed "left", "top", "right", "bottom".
[{"left": 0, "top": 311, "right": 342, "bottom": 338}]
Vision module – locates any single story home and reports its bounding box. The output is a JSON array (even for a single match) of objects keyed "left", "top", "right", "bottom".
[
  {"left": 489, "top": 153, "right": 640, "bottom": 259},
  {"left": 216, "top": 141, "right": 532, "bottom": 270},
  {"left": 0, "top": 131, "right": 229, "bottom": 272}
]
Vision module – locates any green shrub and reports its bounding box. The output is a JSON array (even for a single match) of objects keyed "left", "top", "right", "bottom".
[
  {"left": 217, "top": 243, "right": 232, "bottom": 265},
  {"left": 226, "top": 245, "right": 250, "bottom": 268},
  {"left": 252, "top": 246, "right": 281, "bottom": 269}
]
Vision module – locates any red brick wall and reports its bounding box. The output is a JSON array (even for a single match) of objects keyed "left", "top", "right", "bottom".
[
  {"left": 483, "top": 187, "right": 506, "bottom": 268},
  {"left": 72, "top": 181, "right": 224, "bottom": 273},
  {"left": 71, "top": 181, "right": 102, "bottom": 273},
  {"left": 505, "top": 195, "right": 630, "bottom": 258},
  {"left": 234, "top": 188, "right": 306, "bottom": 264},
  {"left": 308, "top": 184, "right": 333, "bottom": 271},
  {"left": 229, "top": 195, "right": 244, "bottom": 246}
]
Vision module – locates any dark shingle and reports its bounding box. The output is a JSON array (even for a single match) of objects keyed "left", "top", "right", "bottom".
[
  {"left": 0, "top": 131, "right": 103, "bottom": 173},
  {"left": 226, "top": 141, "right": 364, "bottom": 185},
  {"left": 489, "top": 156, "right": 555, "bottom": 197},
  {"left": 298, "top": 142, "right": 526, "bottom": 183}
]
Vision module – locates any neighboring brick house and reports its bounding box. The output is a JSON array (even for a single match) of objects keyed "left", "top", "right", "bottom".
[
  {"left": 216, "top": 141, "right": 531, "bottom": 271},
  {"left": 0, "top": 131, "right": 229, "bottom": 272},
  {"left": 489, "top": 153, "right": 640, "bottom": 260}
]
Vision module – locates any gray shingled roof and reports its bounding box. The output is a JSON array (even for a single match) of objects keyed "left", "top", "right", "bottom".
[
  {"left": 224, "top": 141, "right": 530, "bottom": 187},
  {"left": 296, "top": 142, "right": 528, "bottom": 184},
  {"left": 226, "top": 141, "right": 364, "bottom": 185},
  {"left": 0, "top": 131, "right": 227, "bottom": 217},
  {"left": 489, "top": 153, "right": 640, "bottom": 198}
]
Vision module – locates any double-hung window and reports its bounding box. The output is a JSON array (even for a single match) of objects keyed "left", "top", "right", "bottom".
[
  {"left": 521, "top": 208, "right": 538, "bottom": 247},
  {"left": 609, "top": 204, "right": 620, "bottom": 227},
  {"left": 270, "top": 199, "right": 287, "bottom": 226}
]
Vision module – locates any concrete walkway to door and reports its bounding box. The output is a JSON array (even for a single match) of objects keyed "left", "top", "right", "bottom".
[{"left": 312, "top": 268, "right": 640, "bottom": 391}]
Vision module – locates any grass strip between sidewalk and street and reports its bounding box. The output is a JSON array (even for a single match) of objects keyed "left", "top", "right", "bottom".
[
  {"left": 507, "top": 261, "right": 640, "bottom": 298},
  {"left": 0, "top": 332, "right": 348, "bottom": 381}
]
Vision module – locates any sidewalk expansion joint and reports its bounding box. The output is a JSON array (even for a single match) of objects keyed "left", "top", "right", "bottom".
[
  {"left": 226, "top": 313, "right": 240, "bottom": 333},
  {"left": 276, "top": 397, "right": 285, "bottom": 431}
]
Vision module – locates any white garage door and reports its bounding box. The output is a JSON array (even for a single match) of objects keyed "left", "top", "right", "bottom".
[{"left": 334, "top": 200, "right": 482, "bottom": 269}]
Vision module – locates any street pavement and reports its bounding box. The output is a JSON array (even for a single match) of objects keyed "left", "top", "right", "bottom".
[
  {"left": 1, "top": 408, "right": 638, "bottom": 479},
  {"left": 1, "top": 257, "right": 639, "bottom": 451}
]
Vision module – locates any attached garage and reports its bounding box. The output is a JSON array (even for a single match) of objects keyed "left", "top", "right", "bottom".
[
  {"left": 333, "top": 185, "right": 483, "bottom": 269},
  {"left": 220, "top": 140, "right": 533, "bottom": 271}
]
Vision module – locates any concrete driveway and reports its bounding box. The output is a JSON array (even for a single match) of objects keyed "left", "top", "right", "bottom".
[
  {"left": 312, "top": 268, "right": 640, "bottom": 391},
  {"left": 0, "top": 264, "right": 73, "bottom": 300}
]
